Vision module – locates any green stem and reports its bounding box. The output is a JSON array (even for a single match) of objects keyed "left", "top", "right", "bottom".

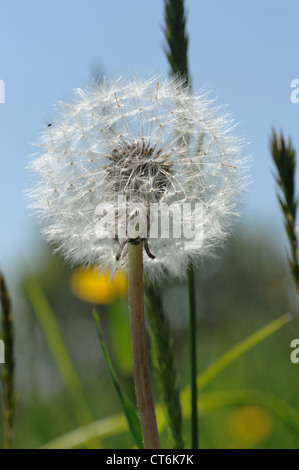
[
  {"left": 164, "top": 0, "right": 196, "bottom": 449},
  {"left": 145, "top": 282, "right": 184, "bottom": 449},
  {"left": 128, "top": 243, "right": 160, "bottom": 449},
  {"left": 187, "top": 264, "right": 198, "bottom": 449}
]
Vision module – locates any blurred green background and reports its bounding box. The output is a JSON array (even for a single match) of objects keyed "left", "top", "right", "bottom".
[
  {"left": 1, "top": 0, "right": 299, "bottom": 449},
  {"left": 1, "top": 228, "right": 299, "bottom": 449}
]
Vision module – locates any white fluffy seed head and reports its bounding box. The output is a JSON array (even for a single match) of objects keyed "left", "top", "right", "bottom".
[{"left": 28, "top": 75, "right": 248, "bottom": 281}]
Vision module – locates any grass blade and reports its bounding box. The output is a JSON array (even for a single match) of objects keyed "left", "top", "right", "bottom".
[
  {"left": 41, "top": 413, "right": 128, "bottom": 449},
  {"left": 42, "top": 387, "right": 299, "bottom": 449},
  {"left": 41, "top": 313, "right": 293, "bottom": 449},
  {"left": 187, "top": 264, "right": 198, "bottom": 449},
  {"left": 93, "top": 310, "right": 143, "bottom": 449},
  {"left": 183, "top": 313, "right": 292, "bottom": 398},
  {"left": 164, "top": 0, "right": 196, "bottom": 447},
  {"left": 196, "top": 389, "right": 299, "bottom": 434},
  {"left": 0, "top": 273, "right": 15, "bottom": 449},
  {"left": 24, "top": 277, "right": 93, "bottom": 428}
]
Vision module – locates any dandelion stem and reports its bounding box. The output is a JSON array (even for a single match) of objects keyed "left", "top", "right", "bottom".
[
  {"left": 187, "top": 264, "right": 198, "bottom": 449},
  {"left": 128, "top": 243, "right": 160, "bottom": 449}
]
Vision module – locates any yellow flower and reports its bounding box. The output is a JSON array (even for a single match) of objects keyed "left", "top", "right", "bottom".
[
  {"left": 228, "top": 406, "right": 273, "bottom": 447},
  {"left": 70, "top": 267, "right": 128, "bottom": 304}
]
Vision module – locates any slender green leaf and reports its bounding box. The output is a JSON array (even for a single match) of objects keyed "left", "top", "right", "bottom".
[
  {"left": 42, "top": 387, "right": 299, "bottom": 449},
  {"left": 41, "top": 313, "right": 293, "bottom": 449},
  {"left": 93, "top": 310, "right": 143, "bottom": 449},
  {"left": 0, "top": 273, "right": 15, "bottom": 449},
  {"left": 196, "top": 390, "right": 299, "bottom": 434},
  {"left": 108, "top": 300, "right": 132, "bottom": 375},
  {"left": 24, "top": 278, "right": 93, "bottom": 429},
  {"left": 182, "top": 313, "right": 292, "bottom": 402},
  {"left": 41, "top": 413, "right": 128, "bottom": 449},
  {"left": 187, "top": 264, "right": 198, "bottom": 449}
]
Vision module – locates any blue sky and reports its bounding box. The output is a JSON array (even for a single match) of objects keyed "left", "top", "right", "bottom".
[{"left": 0, "top": 0, "right": 298, "bottom": 277}]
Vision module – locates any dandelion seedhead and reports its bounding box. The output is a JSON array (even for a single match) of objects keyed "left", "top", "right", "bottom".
[{"left": 28, "top": 76, "right": 247, "bottom": 281}]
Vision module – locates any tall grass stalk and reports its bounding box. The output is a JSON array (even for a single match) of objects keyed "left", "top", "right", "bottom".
[
  {"left": 164, "top": 0, "right": 198, "bottom": 448},
  {"left": 0, "top": 273, "right": 15, "bottom": 449}
]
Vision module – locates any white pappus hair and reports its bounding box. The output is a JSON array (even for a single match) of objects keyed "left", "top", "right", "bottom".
[{"left": 28, "top": 75, "right": 248, "bottom": 281}]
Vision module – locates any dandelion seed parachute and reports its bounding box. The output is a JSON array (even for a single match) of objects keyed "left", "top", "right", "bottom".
[{"left": 28, "top": 76, "right": 247, "bottom": 281}]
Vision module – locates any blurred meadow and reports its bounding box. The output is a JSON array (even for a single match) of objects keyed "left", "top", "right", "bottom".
[
  {"left": 1, "top": 0, "right": 299, "bottom": 449},
  {"left": 1, "top": 233, "right": 299, "bottom": 449}
]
